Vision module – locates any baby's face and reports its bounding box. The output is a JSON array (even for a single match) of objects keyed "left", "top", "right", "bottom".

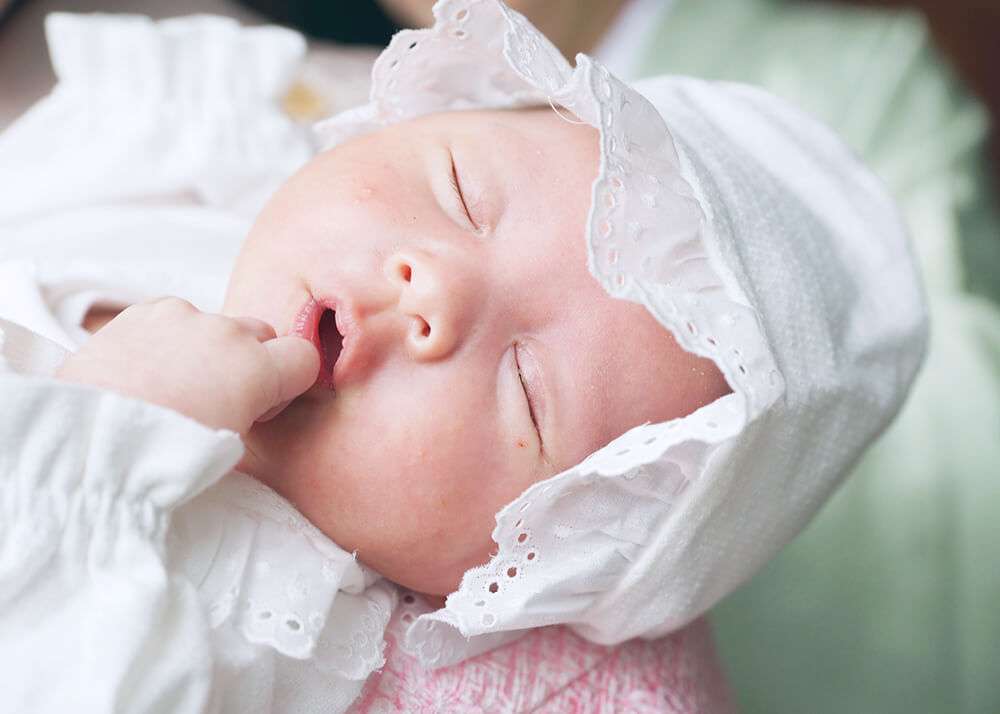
[{"left": 224, "top": 108, "right": 729, "bottom": 595}]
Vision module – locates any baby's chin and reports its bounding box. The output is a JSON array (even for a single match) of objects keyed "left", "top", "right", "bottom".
[
  {"left": 357, "top": 540, "right": 496, "bottom": 596},
  {"left": 238, "top": 427, "right": 479, "bottom": 589}
]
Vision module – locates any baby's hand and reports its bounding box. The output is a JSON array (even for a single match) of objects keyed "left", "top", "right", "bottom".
[{"left": 56, "top": 297, "right": 319, "bottom": 434}]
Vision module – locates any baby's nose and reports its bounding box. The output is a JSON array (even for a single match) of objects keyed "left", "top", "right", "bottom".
[{"left": 382, "top": 248, "right": 477, "bottom": 361}]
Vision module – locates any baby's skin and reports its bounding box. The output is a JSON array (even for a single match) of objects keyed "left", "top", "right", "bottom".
[{"left": 58, "top": 107, "right": 730, "bottom": 597}]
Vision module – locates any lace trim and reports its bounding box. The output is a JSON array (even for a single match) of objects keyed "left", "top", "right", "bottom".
[{"left": 169, "top": 473, "right": 390, "bottom": 678}]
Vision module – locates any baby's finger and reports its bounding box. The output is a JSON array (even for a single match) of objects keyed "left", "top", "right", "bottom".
[
  {"left": 257, "top": 335, "right": 320, "bottom": 418},
  {"left": 256, "top": 398, "right": 293, "bottom": 423},
  {"left": 231, "top": 316, "right": 276, "bottom": 342}
]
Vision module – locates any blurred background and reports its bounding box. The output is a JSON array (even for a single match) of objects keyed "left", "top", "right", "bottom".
[{"left": 2, "top": 1, "right": 997, "bottom": 712}]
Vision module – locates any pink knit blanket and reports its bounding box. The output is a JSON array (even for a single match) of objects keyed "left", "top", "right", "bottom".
[{"left": 350, "top": 610, "right": 734, "bottom": 713}]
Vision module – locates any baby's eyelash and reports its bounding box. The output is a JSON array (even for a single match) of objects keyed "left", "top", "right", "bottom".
[
  {"left": 514, "top": 343, "right": 542, "bottom": 443},
  {"left": 448, "top": 152, "right": 478, "bottom": 230}
]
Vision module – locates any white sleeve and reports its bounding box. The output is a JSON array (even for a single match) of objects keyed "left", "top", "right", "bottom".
[{"left": 0, "top": 372, "right": 244, "bottom": 713}]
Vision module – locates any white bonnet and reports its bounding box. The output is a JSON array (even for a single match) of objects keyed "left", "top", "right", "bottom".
[{"left": 314, "top": 0, "right": 928, "bottom": 668}]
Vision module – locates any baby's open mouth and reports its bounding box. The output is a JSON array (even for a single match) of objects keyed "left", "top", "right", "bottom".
[
  {"left": 318, "top": 308, "right": 343, "bottom": 385},
  {"left": 292, "top": 297, "right": 351, "bottom": 392}
]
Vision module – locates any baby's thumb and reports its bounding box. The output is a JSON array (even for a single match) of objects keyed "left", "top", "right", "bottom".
[{"left": 257, "top": 336, "right": 320, "bottom": 422}]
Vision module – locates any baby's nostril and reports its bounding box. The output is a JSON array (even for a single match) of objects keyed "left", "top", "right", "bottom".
[
  {"left": 399, "top": 263, "right": 412, "bottom": 283},
  {"left": 408, "top": 317, "right": 432, "bottom": 344}
]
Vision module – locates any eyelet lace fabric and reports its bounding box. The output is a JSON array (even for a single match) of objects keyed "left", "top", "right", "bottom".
[
  {"left": 168, "top": 472, "right": 394, "bottom": 681},
  {"left": 316, "top": 0, "right": 926, "bottom": 670}
]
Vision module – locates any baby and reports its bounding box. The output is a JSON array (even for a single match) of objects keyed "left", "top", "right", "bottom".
[
  {"left": 59, "top": 104, "right": 730, "bottom": 599},
  {"left": 0, "top": 1, "right": 926, "bottom": 712}
]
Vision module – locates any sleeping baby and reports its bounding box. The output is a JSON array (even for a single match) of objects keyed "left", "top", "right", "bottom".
[{"left": 0, "top": 1, "right": 927, "bottom": 712}]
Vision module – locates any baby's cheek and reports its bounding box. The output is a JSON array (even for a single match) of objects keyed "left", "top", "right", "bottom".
[
  {"left": 377, "top": 444, "right": 523, "bottom": 594},
  {"left": 409, "top": 448, "right": 499, "bottom": 538}
]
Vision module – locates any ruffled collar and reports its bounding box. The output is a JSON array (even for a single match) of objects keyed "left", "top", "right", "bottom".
[{"left": 168, "top": 471, "right": 396, "bottom": 680}]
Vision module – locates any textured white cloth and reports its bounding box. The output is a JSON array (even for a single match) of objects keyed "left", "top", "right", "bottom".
[
  {"left": 316, "top": 0, "right": 928, "bottom": 668},
  {"left": 0, "top": 12, "right": 312, "bottom": 223},
  {"left": 0, "top": 13, "right": 393, "bottom": 714}
]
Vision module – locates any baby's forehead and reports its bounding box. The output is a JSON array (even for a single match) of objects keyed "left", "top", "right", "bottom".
[
  {"left": 299, "top": 106, "right": 588, "bottom": 190},
  {"left": 394, "top": 105, "right": 597, "bottom": 160}
]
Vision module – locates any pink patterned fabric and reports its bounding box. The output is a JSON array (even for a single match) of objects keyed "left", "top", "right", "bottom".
[{"left": 349, "top": 601, "right": 734, "bottom": 713}]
